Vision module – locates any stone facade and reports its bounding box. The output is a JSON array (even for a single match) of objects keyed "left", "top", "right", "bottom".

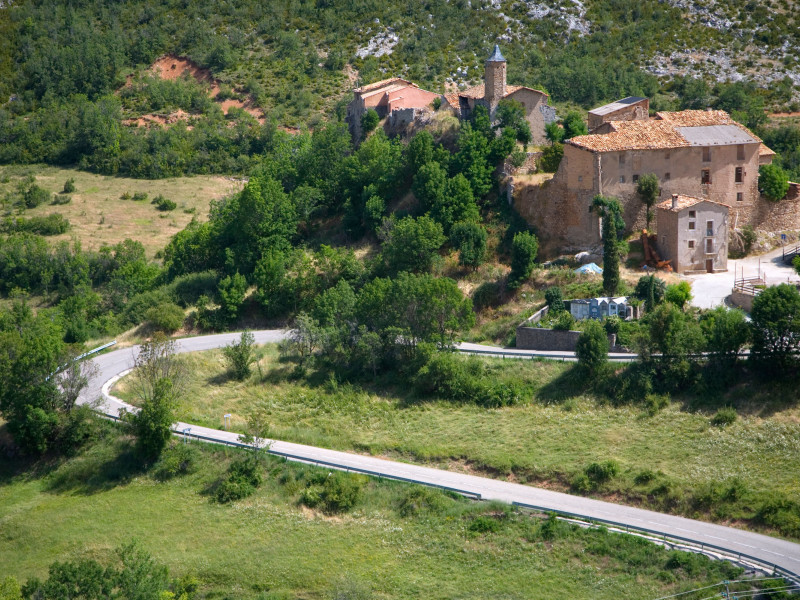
[
  {"left": 516, "top": 326, "right": 618, "bottom": 351},
  {"left": 588, "top": 97, "right": 649, "bottom": 132},
  {"left": 513, "top": 109, "right": 779, "bottom": 256},
  {"left": 484, "top": 45, "right": 506, "bottom": 109},
  {"left": 656, "top": 195, "right": 729, "bottom": 273}
]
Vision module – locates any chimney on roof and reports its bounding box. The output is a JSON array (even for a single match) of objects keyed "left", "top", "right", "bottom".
[{"left": 671, "top": 194, "right": 678, "bottom": 210}]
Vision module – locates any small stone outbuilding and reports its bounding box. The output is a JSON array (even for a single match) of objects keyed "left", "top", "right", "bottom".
[{"left": 656, "top": 194, "right": 729, "bottom": 274}]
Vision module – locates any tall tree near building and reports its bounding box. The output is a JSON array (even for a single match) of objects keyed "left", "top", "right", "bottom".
[
  {"left": 636, "top": 173, "right": 660, "bottom": 229},
  {"left": 508, "top": 231, "right": 539, "bottom": 289},
  {"left": 749, "top": 283, "right": 800, "bottom": 377},
  {"left": 591, "top": 196, "right": 625, "bottom": 296}
]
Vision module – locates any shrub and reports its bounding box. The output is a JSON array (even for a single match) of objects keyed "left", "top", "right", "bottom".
[
  {"left": 1, "top": 214, "right": 70, "bottom": 235},
  {"left": 51, "top": 194, "right": 71, "bottom": 205},
  {"left": 634, "top": 469, "right": 657, "bottom": 485},
  {"left": 120, "top": 191, "right": 132, "bottom": 200},
  {"left": 214, "top": 457, "right": 262, "bottom": 503},
  {"left": 585, "top": 460, "right": 619, "bottom": 484},
  {"left": 472, "top": 281, "right": 502, "bottom": 310},
  {"left": 755, "top": 497, "right": 800, "bottom": 537},
  {"left": 508, "top": 231, "right": 539, "bottom": 289},
  {"left": 468, "top": 515, "right": 502, "bottom": 534},
  {"left": 544, "top": 287, "right": 565, "bottom": 312},
  {"left": 635, "top": 275, "right": 666, "bottom": 310},
  {"left": 361, "top": 109, "right": 380, "bottom": 138},
  {"left": 665, "top": 281, "right": 692, "bottom": 308},
  {"left": 62, "top": 178, "right": 76, "bottom": 193},
  {"left": 576, "top": 319, "right": 609, "bottom": 376},
  {"left": 711, "top": 406, "right": 737, "bottom": 427},
  {"left": 22, "top": 183, "right": 50, "bottom": 208},
  {"left": 132, "top": 191, "right": 149, "bottom": 201},
  {"left": 551, "top": 311, "right": 574, "bottom": 331},
  {"left": 540, "top": 142, "right": 563, "bottom": 172},
  {"left": 397, "top": 487, "right": 454, "bottom": 517},
  {"left": 301, "top": 472, "right": 366, "bottom": 513},
  {"left": 223, "top": 331, "right": 257, "bottom": 380},
  {"left": 759, "top": 164, "right": 790, "bottom": 201},
  {"left": 145, "top": 302, "right": 185, "bottom": 332},
  {"left": 450, "top": 221, "right": 487, "bottom": 269},
  {"left": 167, "top": 270, "right": 220, "bottom": 306},
  {"left": 152, "top": 195, "right": 177, "bottom": 211},
  {"left": 152, "top": 443, "right": 199, "bottom": 480}
]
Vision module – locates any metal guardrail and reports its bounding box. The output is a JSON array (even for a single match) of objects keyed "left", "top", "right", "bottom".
[
  {"left": 783, "top": 244, "right": 800, "bottom": 265},
  {"left": 100, "top": 411, "right": 798, "bottom": 586},
  {"left": 512, "top": 501, "right": 800, "bottom": 588},
  {"left": 457, "top": 347, "right": 635, "bottom": 363},
  {"left": 101, "top": 412, "right": 481, "bottom": 501}
]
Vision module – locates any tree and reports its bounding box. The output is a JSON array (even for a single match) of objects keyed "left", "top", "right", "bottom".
[
  {"left": 562, "top": 111, "right": 588, "bottom": 139},
  {"left": 759, "top": 164, "right": 790, "bottom": 201},
  {"left": 749, "top": 283, "right": 800, "bottom": 377},
  {"left": 544, "top": 287, "right": 565, "bottom": 312},
  {"left": 127, "top": 377, "right": 177, "bottom": 460},
  {"left": 412, "top": 161, "right": 447, "bottom": 212},
  {"left": 223, "top": 331, "right": 257, "bottom": 380},
  {"left": 453, "top": 122, "right": 493, "bottom": 198},
  {"left": 496, "top": 99, "right": 531, "bottom": 145},
  {"left": 381, "top": 215, "right": 445, "bottom": 275},
  {"left": 591, "top": 196, "right": 625, "bottom": 296},
  {"left": 360, "top": 108, "right": 379, "bottom": 138},
  {"left": 545, "top": 121, "right": 564, "bottom": 144},
  {"left": 576, "top": 319, "right": 609, "bottom": 377},
  {"left": 450, "top": 222, "right": 487, "bottom": 270},
  {"left": 429, "top": 174, "right": 479, "bottom": 234},
  {"left": 665, "top": 281, "right": 692, "bottom": 308},
  {"left": 794, "top": 255, "right": 800, "bottom": 278},
  {"left": 635, "top": 275, "right": 666, "bottom": 311},
  {"left": 540, "top": 142, "right": 563, "bottom": 172},
  {"left": 508, "top": 231, "right": 539, "bottom": 289},
  {"left": 636, "top": 302, "right": 705, "bottom": 387},
  {"left": 218, "top": 272, "right": 248, "bottom": 322},
  {"left": 145, "top": 302, "right": 185, "bottom": 333},
  {"left": 636, "top": 173, "right": 660, "bottom": 229},
  {"left": 701, "top": 306, "right": 750, "bottom": 367}
]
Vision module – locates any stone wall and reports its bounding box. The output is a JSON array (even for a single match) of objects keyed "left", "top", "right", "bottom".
[
  {"left": 751, "top": 183, "right": 800, "bottom": 232},
  {"left": 516, "top": 326, "right": 617, "bottom": 351}
]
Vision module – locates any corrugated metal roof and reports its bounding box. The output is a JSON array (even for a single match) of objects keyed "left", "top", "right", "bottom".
[
  {"left": 677, "top": 124, "right": 758, "bottom": 146},
  {"left": 589, "top": 97, "right": 646, "bottom": 116}
]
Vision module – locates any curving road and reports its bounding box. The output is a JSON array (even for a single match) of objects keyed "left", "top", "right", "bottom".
[{"left": 77, "top": 331, "right": 800, "bottom": 580}]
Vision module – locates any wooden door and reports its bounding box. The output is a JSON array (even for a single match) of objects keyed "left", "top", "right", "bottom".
[{"left": 706, "top": 259, "right": 713, "bottom": 273}]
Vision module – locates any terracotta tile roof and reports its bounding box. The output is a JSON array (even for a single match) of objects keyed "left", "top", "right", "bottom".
[
  {"left": 655, "top": 109, "right": 733, "bottom": 126},
  {"left": 357, "top": 77, "right": 411, "bottom": 93},
  {"left": 569, "top": 110, "right": 768, "bottom": 152},
  {"left": 759, "top": 143, "right": 776, "bottom": 156},
  {"left": 443, "top": 92, "right": 460, "bottom": 108},
  {"left": 455, "top": 83, "right": 545, "bottom": 101},
  {"left": 569, "top": 120, "right": 690, "bottom": 151},
  {"left": 656, "top": 194, "right": 728, "bottom": 213}
]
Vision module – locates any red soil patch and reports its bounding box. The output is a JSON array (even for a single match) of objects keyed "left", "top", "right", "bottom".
[{"left": 124, "top": 54, "right": 267, "bottom": 126}]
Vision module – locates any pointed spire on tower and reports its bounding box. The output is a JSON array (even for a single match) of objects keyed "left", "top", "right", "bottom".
[{"left": 487, "top": 44, "right": 505, "bottom": 62}]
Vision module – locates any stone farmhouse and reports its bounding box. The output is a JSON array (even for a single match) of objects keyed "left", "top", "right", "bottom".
[
  {"left": 346, "top": 77, "right": 440, "bottom": 141},
  {"left": 440, "top": 45, "right": 557, "bottom": 145},
  {"left": 514, "top": 105, "right": 784, "bottom": 255},
  {"left": 588, "top": 96, "right": 649, "bottom": 132},
  {"left": 345, "top": 45, "right": 557, "bottom": 144},
  {"left": 656, "top": 194, "right": 729, "bottom": 274}
]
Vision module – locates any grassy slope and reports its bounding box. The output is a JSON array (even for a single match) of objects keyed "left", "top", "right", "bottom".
[
  {"left": 0, "top": 429, "right": 744, "bottom": 599},
  {"left": 113, "top": 347, "right": 800, "bottom": 535},
  {"left": 0, "top": 165, "right": 243, "bottom": 258}
]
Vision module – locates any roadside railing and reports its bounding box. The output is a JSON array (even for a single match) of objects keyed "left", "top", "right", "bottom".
[
  {"left": 456, "top": 347, "right": 635, "bottom": 363},
  {"left": 512, "top": 501, "right": 800, "bottom": 588},
  {"left": 783, "top": 244, "right": 800, "bottom": 265},
  {"left": 733, "top": 276, "right": 767, "bottom": 297}
]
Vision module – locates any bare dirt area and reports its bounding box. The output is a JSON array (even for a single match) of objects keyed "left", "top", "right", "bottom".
[{"left": 125, "top": 54, "right": 265, "bottom": 127}]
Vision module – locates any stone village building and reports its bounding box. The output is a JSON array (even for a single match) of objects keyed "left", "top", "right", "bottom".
[
  {"left": 513, "top": 105, "right": 782, "bottom": 255},
  {"left": 656, "top": 194, "right": 729, "bottom": 274},
  {"left": 346, "top": 46, "right": 557, "bottom": 144},
  {"left": 440, "top": 45, "right": 557, "bottom": 145}
]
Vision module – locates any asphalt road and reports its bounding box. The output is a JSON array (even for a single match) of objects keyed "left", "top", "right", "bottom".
[{"left": 77, "top": 331, "right": 800, "bottom": 580}]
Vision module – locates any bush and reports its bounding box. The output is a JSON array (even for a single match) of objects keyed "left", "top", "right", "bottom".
[
  {"left": 223, "top": 331, "right": 257, "bottom": 380},
  {"left": 1, "top": 214, "right": 70, "bottom": 235},
  {"left": 145, "top": 302, "right": 185, "bottom": 332},
  {"left": 152, "top": 194, "right": 177, "bottom": 211},
  {"left": 711, "top": 406, "right": 737, "bottom": 427},
  {"left": 635, "top": 275, "right": 666, "bottom": 310},
  {"left": 665, "top": 281, "right": 692, "bottom": 308},
  {"left": 167, "top": 271, "right": 220, "bottom": 306},
  {"left": 301, "top": 472, "right": 367, "bottom": 513},
  {"left": 508, "top": 231, "right": 539, "bottom": 289},
  {"left": 22, "top": 183, "right": 51, "bottom": 208},
  {"left": 397, "top": 487, "right": 454, "bottom": 517},
  {"left": 450, "top": 221, "right": 487, "bottom": 269},
  {"left": 62, "top": 178, "right": 76, "bottom": 194},
  {"left": 132, "top": 191, "right": 148, "bottom": 202},
  {"left": 152, "top": 443, "right": 199, "bottom": 480},
  {"left": 585, "top": 460, "right": 619, "bottom": 484},
  {"left": 551, "top": 311, "right": 574, "bottom": 330},
  {"left": 361, "top": 109, "right": 380, "bottom": 138},
  {"left": 755, "top": 497, "right": 800, "bottom": 537},
  {"left": 634, "top": 469, "right": 657, "bottom": 485},
  {"left": 472, "top": 281, "right": 502, "bottom": 310},
  {"left": 759, "top": 164, "right": 790, "bottom": 201},
  {"left": 468, "top": 515, "right": 502, "bottom": 534},
  {"left": 540, "top": 142, "right": 564, "bottom": 172},
  {"left": 544, "top": 287, "right": 565, "bottom": 312},
  {"left": 51, "top": 194, "right": 71, "bottom": 205},
  {"left": 214, "top": 457, "right": 262, "bottom": 503},
  {"left": 576, "top": 319, "right": 609, "bottom": 376}
]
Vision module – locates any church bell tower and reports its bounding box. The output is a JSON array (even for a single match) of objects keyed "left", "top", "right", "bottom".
[{"left": 484, "top": 44, "right": 507, "bottom": 110}]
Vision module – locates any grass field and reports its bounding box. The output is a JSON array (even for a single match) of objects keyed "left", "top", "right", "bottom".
[
  {"left": 0, "top": 426, "right": 746, "bottom": 599},
  {"left": 112, "top": 346, "right": 800, "bottom": 538},
  {"left": 0, "top": 165, "right": 243, "bottom": 258}
]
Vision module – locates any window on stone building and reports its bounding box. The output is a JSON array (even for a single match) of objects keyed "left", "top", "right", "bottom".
[
  {"left": 735, "top": 167, "right": 744, "bottom": 183},
  {"left": 689, "top": 210, "right": 696, "bottom": 218},
  {"left": 689, "top": 221, "right": 696, "bottom": 230},
  {"left": 665, "top": 151, "right": 670, "bottom": 160},
  {"left": 706, "top": 238, "right": 714, "bottom": 253},
  {"left": 632, "top": 174, "right": 639, "bottom": 183},
  {"left": 702, "top": 147, "right": 711, "bottom": 162},
  {"left": 619, "top": 154, "right": 626, "bottom": 166},
  {"left": 701, "top": 169, "right": 711, "bottom": 184},
  {"left": 688, "top": 240, "right": 695, "bottom": 249},
  {"left": 737, "top": 144, "right": 745, "bottom": 160},
  {"left": 737, "top": 192, "right": 743, "bottom": 202},
  {"left": 664, "top": 172, "right": 670, "bottom": 180},
  {"left": 619, "top": 175, "right": 626, "bottom": 183},
  {"left": 706, "top": 220, "right": 714, "bottom": 236}
]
